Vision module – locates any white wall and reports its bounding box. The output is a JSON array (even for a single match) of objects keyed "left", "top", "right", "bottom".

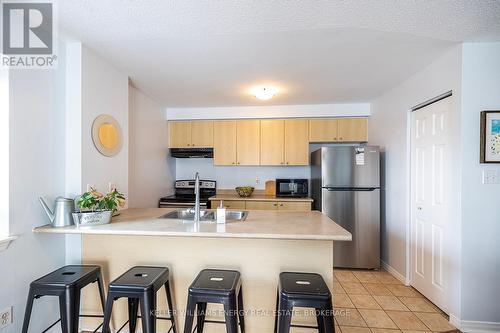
[
  {"left": 167, "top": 103, "right": 370, "bottom": 120},
  {"left": 0, "top": 63, "right": 67, "bottom": 332},
  {"left": 62, "top": 43, "right": 130, "bottom": 264},
  {"left": 460, "top": 42, "right": 500, "bottom": 324},
  {"left": 80, "top": 45, "right": 130, "bottom": 202},
  {"left": 129, "top": 85, "right": 175, "bottom": 207},
  {"left": 369, "top": 46, "right": 462, "bottom": 317},
  {"left": 0, "top": 70, "right": 9, "bottom": 236}
]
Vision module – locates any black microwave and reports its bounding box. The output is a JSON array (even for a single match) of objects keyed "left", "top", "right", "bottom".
[{"left": 276, "top": 179, "right": 308, "bottom": 198}]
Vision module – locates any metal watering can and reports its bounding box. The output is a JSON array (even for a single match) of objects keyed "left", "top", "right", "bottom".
[{"left": 38, "top": 197, "right": 75, "bottom": 227}]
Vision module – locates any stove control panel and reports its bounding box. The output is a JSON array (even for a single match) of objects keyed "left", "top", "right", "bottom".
[{"left": 175, "top": 180, "right": 216, "bottom": 189}]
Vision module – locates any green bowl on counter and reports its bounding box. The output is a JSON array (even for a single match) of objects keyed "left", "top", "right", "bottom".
[{"left": 235, "top": 186, "right": 255, "bottom": 197}]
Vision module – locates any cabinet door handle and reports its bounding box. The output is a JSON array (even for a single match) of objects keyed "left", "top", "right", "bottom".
[
  {"left": 286, "top": 162, "right": 289, "bottom": 165},
  {"left": 333, "top": 137, "right": 337, "bottom": 140},
  {"left": 237, "top": 162, "right": 240, "bottom": 165},
  {"left": 279, "top": 203, "right": 284, "bottom": 207},
  {"left": 273, "top": 203, "right": 278, "bottom": 207},
  {"left": 232, "top": 162, "right": 235, "bottom": 165},
  {"left": 339, "top": 137, "right": 343, "bottom": 140}
]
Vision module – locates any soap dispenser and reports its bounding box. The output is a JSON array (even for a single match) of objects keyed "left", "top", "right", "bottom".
[{"left": 217, "top": 201, "right": 226, "bottom": 224}]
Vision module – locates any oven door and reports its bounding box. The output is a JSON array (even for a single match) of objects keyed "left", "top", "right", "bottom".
[{"left": 158, "top": 201, "right": 208, "bottom": 209}]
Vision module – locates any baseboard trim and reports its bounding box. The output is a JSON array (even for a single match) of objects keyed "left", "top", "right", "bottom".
[
  {"left": 450, "top": 314, "right": 500, "bottom": 333},
  {"left": 380, "top": 260, "right": 410, "bottom": 286}
]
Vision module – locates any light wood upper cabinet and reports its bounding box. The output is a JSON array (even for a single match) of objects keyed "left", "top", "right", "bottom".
[
  {"left": 191, "top": 121, "right": 214, "bottom": 147},
  {"left": 214, "top": 121, "right": 237, "bottom": 165},
  {"left": 338, "top": 118, "right": 368, "bottom": 142},
  {"left": 169, "top": 120, "right": 214, "bottom": 148},
  {"left": 260, "top": 120, "right": 285, "bottom": 165},
  {"left": 169, "top": 121, "right": 192, "bottom": 148},
  {"left": 172, "top": 117, "right": 368, "bottom": 163},
  {"left": 236, "top": 120, "right": 260, "bottom": 165},
  {"left": 309, "top": 119, "right": 338, "bottom": 142},
  {"left": 285, "top": 119, "right": 309, "bottom": 165}
]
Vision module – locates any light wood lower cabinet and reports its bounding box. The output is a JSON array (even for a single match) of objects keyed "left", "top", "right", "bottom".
[
  {"left": 245, "top": 201, "right": 279, "bottom": 210},
  {"left": 220, "top": 200, "right": 246, "bottom": 209},
  {"left": 214, "top": 121, "right": 237, "bottom": 165},
  {"left": 211, "top": 199, "right": 312, "bottom": 211},
  {"left": 278, "top": 201, "right": 312, "bottom": 211}
]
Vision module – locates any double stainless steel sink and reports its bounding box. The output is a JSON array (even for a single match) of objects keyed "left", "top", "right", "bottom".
[{"left": 159, "top": 209, "right": 248, "bottom": 222}]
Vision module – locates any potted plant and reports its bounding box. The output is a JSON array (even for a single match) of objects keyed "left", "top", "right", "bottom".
[{"left": 72, "top": 187, "right": 126, "bottom": 226}]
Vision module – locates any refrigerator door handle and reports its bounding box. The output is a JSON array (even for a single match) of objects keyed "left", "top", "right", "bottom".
[{"left": 323, "top": 187, "right": 378, "bottom": 192}]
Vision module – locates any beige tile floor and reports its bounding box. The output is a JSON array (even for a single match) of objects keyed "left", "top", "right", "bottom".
[
  {"left": 84, "top": 268, "right": 459, "bottom": 333},
  {"left": 333, "top": 268, "right": 458, "bottom": 333}
]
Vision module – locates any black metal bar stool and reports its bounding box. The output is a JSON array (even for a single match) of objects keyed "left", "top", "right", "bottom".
[
  {"left": 183, "top": 269, "right": 245, "bottom": 333},
  {"left": 22, "top": 265, "right": 106, "bottom": 333},
  {"left": 274, "top": 272, "right": 334, "bottom": 333},
  {"left": 102, "top": 266, "right": 177, "bottom": 333}
]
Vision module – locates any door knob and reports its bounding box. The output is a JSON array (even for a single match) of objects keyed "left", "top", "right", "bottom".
[{"left": 417, "top": 207, "right": 423, "bottom": 210}]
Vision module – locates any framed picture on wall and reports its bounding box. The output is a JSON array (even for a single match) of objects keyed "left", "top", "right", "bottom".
[{"left": 480, "top": 111, "right": 500, "bottom": 163}]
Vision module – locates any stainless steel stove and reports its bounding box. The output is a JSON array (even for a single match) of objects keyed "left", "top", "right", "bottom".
[{"left": 159, "top": 179, "right": 216, "bottom": 208}]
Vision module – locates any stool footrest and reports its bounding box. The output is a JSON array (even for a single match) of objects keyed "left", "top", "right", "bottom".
[
  {"left": 40, "top": 314, "right": 104, "bottom": 333},
  {"left": 290, "top": 323, "right": 319, "bottom": 329},
  {"left": 115, "top": 316, "right": 176, "bottom": 333}
]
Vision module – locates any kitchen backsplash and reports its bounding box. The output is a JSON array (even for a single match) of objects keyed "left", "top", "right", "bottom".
[{"left": 175, "top": 158, "right": 309, "bottom": 189}]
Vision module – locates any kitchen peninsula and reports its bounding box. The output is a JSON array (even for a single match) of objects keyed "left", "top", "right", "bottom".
[{"left": 34, "top": 208, "right": 351, "bottom": 333}]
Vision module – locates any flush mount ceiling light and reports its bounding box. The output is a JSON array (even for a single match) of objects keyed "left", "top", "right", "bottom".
[{"left": 250, "top": 86, "right": 279, "bottom": 100}]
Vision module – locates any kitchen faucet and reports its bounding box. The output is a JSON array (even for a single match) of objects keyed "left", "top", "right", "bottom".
[{"left": 194, "top": 172, "right": 201, "bottom": 222}]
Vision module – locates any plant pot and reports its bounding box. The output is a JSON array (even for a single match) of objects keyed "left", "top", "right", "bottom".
[{"left": 72, "top": 210, "right": 112, "bottom": 227}]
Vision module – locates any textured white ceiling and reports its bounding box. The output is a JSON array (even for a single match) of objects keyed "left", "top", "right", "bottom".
[{"left": 56, "top": 0, "right": 500, "bottom": 106}]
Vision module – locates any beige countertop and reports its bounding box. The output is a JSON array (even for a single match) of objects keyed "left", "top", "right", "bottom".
[
  {"left": 209, "top": 193, "right": 313, "bottom": 202},
  {"left": 33, "top": 208, "right": 351, "bottom": 241}
]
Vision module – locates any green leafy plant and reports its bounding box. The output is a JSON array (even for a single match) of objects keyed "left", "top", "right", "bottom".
[{"left": 77, "top": 187, "right": 125, "bottom": 212}]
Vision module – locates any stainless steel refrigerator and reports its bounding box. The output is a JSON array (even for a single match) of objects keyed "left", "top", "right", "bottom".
[{"left": 311, "top": 146, "right": 380, "bottom": 269}]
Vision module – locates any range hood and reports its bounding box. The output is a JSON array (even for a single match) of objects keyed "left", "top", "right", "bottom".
[{"left": 170, "top": 148, "right": 213, "bottom": 158}]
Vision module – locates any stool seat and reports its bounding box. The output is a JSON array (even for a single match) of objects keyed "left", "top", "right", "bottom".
[
  {"left": 184, "top": 269, "right": 245, "bottom": 333},
  {"left": 189, "top": 269, "right": 241, "bottom": 296},
  {"left": 109, "top": 266, "right": 170, "bottom": 292},
  {"left": 275, "top": 272, "right": 334, "bottom": 333},
  {"left": 32, "top": 265, "right": 101, "bottom": 288},
  {"left": 22, "top": 265, "right": 106, "bottom": 333},
  {"left": 279, "top": 272, "right": 331, "bottom": 300},
  {"left": 102, "top": 266, "right": 177, "bottom": 333}
]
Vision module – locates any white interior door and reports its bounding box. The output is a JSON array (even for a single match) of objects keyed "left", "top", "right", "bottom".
[{"left": 410, "top": 96, "right": 452, "bottom": 312}]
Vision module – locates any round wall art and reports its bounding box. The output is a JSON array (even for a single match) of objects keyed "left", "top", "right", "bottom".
[{"left": 91, "top": 114, "right": 123, "bottom": 157}]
